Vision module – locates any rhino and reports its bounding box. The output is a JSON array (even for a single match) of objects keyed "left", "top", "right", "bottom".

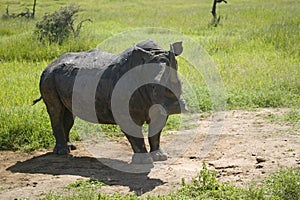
[{"left": 33, "top": 39, "right": 187, "bottom": 164}]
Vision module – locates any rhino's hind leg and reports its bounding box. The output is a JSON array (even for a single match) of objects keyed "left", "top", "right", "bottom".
[
  {"left": 42, "top": 85, "right": 69, "bottom": 154},
  {"left": 63, "top": 109, "right": 76, "bottom": 150},
  {"left": 47, "top": 105, "right": 69, "bottom": 155}
]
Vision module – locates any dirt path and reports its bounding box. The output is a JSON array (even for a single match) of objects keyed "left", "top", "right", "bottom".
[{"left": 0, "top": 109, "right": 299, "bottom": 199}]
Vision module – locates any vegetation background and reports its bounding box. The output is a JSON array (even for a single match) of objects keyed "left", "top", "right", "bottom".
[{"left": 0, "top": 0, "right": 299, "bottom": 199}]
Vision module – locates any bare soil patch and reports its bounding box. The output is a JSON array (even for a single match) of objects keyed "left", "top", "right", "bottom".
[{"left": 0, "top": 108, "right": 299, "bottom": 199}]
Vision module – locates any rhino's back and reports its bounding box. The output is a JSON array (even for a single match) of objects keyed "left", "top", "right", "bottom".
[
  {"left": 40, "top": 48, "right": 118, "bottom": 89},
  {"left": 39, "top": 49, "right": 119, "bottom": 122},
  {"left": 47, "top": 49, "right": 117, "bottom": 71}
]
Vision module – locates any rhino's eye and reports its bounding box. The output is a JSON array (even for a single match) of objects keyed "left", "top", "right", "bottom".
[
  {"left": 158, "top": 58, "right": 169, "bottom": 65},
  {"left": 141, "top": 58, "right": 146, "bottom": 64}
]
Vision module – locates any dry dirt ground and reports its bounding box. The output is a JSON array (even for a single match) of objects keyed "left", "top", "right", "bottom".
[{"left": 0, "top": 108, "right": 299, "bottom": 199}]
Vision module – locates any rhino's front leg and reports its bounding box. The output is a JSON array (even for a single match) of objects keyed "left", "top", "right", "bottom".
[
  {"left": 148, "top": 130, "right": 168, "bottom": 162},
  {"left": 148, "top": 113, "right": 168, "bottom": 162},
  {"left": 123, "top": 130, "right": 153, "bottom": 164}
]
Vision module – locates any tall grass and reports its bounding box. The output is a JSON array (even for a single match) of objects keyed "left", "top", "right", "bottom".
[{"left": 0, "top": 0, "right": 299, "bottom": 151}]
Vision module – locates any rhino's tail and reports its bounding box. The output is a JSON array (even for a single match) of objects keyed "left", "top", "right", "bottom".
[{"left": 32, "top": 96, "right": 42, "bottom": 105}]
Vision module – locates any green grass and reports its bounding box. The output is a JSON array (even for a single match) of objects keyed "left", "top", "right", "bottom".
[
  {"left": 0, "top": 0, "right": 299, "bottom": 151},
  {"left": 43, "top": 163, "right": 300, "bottom": 200},
  {"left": 263, "top": 109, "right": 300, "bottom": 135},
  {"left": 263, "top": 109, "right": 300, "bottom": 126},
  {"left": 67, "top": 178, "right": 105, "bottom": 190},
  {"left": 263, "top": 168, "right": 300, "bottom": 200}
]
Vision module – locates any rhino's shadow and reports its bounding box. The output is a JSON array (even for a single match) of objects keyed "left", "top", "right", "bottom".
[{"left": 6, "top": 152, "right": 164, "bottom": 195}]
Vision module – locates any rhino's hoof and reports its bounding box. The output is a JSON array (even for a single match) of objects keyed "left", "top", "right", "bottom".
[
  {"left": 131, "top": 153, "right": 153, "bottom": 164},
  {"left": 150, "top": 148, "right": 168, "bottom": 162},
  {"left": 53, "top": 144, "right": 70, "bottom": 155},
  {"left": 67, "top": 142, "right": 77, "bottom": 150}
]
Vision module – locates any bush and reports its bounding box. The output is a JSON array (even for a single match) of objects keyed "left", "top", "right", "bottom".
[{"left": 35, "top": 4, "right": 90, "bottom": 45}]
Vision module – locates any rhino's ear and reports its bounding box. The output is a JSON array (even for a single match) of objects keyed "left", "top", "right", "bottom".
[{"left": 170, "top": 42, "right": 183, "bottom": 56}]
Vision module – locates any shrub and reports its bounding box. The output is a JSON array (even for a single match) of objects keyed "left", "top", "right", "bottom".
[{"left": 35, "top": 4, "right": 90, "bottom": 45}]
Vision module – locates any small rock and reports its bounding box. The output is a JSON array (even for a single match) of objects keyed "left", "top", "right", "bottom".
[
  {"left": 252, "top": 153, "right": 257, "bottom": 156},
  {"left": 215, "top": 165, "right": 237, "bottom": 170},
  {"left": 256, "top": 156, "right": 266, "bottom": 163},
  {"left": 232, "top": 170, "right": 242, "bottom": 175},
  {"left": 256, "top": 164, "right": 264, "bottom": 169}
]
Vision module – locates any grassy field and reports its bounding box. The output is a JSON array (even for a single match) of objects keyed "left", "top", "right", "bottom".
[{"left": 0, "top": 0, "right": 299, "bottom": 198}]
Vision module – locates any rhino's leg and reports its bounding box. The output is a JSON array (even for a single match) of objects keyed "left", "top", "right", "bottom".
[
  {"left": 45, "top": 104, "right": 69, "bottom": 155},
  {"left": 148, "top": 130, "right": 161, "bottom": 152},
  {"left": 42, "top": 84, "right": 69, "bottom": 154},
  {"left": 124, "top": 132, "right": 147, "bottom": 153},
  {"left": 148, "top": 115, "right": 168, "bottom": 162},
  {"left": 63, "top": 108, "right": 76, "bottom": 150},
  {"left": 123, "top": 128, "right": 153, "bottom": 164},
  {"left": 148, "top": 129, "right": 168, "bottom": 162}
]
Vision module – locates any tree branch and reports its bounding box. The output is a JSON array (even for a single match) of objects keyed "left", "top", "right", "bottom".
[{"left": 211, "top": 0, "right": 227, "bottom": 26}]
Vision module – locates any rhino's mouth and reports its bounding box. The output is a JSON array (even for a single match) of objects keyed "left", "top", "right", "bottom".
[{"left": 163, "top": 96, "right": 188, "bottom": 115}]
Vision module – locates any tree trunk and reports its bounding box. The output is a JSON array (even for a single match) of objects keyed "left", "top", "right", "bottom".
[
  {"left": 211, "top": 0, "right": 217, "bottom": 19},
  {"left": 211, "top": 0, "right": 227, "bottom": 26},
  {"left": 32, "top": 0, "right": 37, "bottom": 18}
]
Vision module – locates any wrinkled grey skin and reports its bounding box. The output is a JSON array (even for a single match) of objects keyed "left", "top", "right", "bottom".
[{"left": 34, "top": 39, "right": 187, "bottom": 164}]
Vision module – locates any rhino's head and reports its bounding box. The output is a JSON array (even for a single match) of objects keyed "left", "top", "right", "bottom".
[
  {"left": 136, "top": 40, "right": 188, "bottom": 115},
  {"left": 164, "top": 42, "right": 188, "bottom": 114},
  {"left": 160, "top": 42, "right": 187, "bottom": 115}
]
